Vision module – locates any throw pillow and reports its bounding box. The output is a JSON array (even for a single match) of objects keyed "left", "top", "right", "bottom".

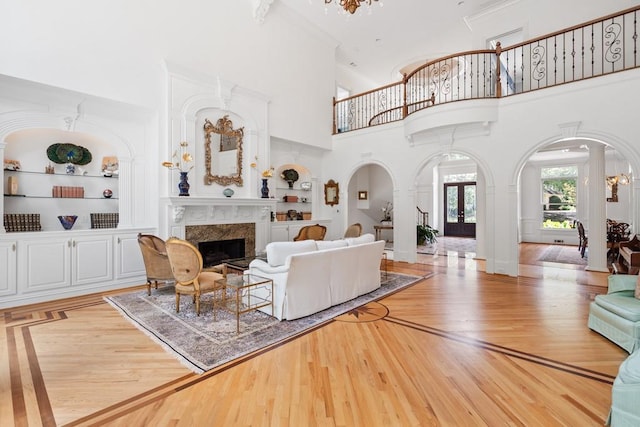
[{"left": 636, "top": 274, "right": 640, "bottom": 299}]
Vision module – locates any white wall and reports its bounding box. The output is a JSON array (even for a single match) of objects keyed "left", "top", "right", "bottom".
[{"left": 0, "top": 1, "right": 335, "bottom": 150}]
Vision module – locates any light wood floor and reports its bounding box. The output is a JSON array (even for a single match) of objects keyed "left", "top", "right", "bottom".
[{"left": 0, "top": 242, "right": 626, "bottom": 426}]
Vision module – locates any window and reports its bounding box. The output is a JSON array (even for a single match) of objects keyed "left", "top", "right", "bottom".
[
  {"left": 444, "top": 172, "right": 477, "bottom": 183},
  {"left": 336, "top": 85, "right": 350, "bottom": 101},
  {"left": 541, "top": 166, "right": 577, "bottom": 228}
]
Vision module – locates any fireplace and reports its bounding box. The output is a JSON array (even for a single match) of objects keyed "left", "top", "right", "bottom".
[
  {"left": 185, "top": 223, "right": 256, "bottom": 266},
  {"left": 198, "top": 238, "right": 245, "bottom": 267}
]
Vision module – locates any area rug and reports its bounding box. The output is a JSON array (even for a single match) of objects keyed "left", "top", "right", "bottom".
[
  {"left": 538, "top": 245, "right": 587, "bottom": 265},
  {"left": 417, "top": 236, "right": 477, "bottom": 255},
  {"left": 105, "top": 272, "right": 425, "bottom": 373}
]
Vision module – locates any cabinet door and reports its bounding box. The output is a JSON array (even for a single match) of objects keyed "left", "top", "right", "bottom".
[
  {"left": 271, "top": 224, "right": 291, "bottom": 242},
  {"left": 19, "top": 238, "right": 71, "bottom": 291},
  {"left": 287, "top": 224, "right": 305, "bottom": 241},
  {"left": 0, "top": 241, "right": 17, "bottom": 296},
  {"left": 72, "top": 235, "right": 113, "bottom": 286},
  {"left": 114, "top": 233, "right": 145, "bottom": 279}
]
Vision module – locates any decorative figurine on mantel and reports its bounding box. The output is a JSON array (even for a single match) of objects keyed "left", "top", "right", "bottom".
[
  {"left": 162, "top": 141, "right": 194, "bottom": 196},
  {"left": 261, "top": 167, "right": 274, "bottom": 198}
]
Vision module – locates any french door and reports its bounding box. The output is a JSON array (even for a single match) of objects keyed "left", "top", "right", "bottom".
[{"left": 443, "top": 182, "right": 476, "bottom": 237}]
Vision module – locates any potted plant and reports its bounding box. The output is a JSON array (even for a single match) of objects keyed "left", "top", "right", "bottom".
[{"left": 417, "top": 224, "right": 439, "bottom": 245}]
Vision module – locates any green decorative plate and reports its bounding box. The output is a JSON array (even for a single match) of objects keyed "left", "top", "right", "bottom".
[
  {"left": 46, "top": 143, "right": 92, "bottom": 165},
  {"left": 281, "top": 168, "right": 299, "bottom": 183}
]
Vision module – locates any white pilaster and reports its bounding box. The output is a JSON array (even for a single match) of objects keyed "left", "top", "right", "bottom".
[{"left": 586, "top": 142, "right": 608, "bottom": 272}]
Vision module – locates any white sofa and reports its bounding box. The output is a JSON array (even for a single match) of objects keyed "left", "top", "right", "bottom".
[{"left": 248, "top": 233, "right": 385, "bottom": 320}]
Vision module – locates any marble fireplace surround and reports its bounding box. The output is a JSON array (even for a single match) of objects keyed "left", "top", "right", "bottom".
[
  {"left": 185, "top": 223, "right": 256, "bottom": 259},
  {"left": 163, "top": 197, "right": 276, "bottom": 257}
]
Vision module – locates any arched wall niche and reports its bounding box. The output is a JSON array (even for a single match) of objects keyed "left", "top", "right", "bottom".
[
  {"left": 0, "top": 104, "right": 149, "bottom": 231},
  {"left": 345, "top": 161, "right": 394, "bottom": 237}
]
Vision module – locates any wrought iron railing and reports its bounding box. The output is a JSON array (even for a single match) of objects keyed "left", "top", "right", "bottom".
[
  {"left": 333, "top": 5, "right": 640, "bottom": 134},
  {"left": 417, "top": 206, "right": 429, "bottom": 227}
]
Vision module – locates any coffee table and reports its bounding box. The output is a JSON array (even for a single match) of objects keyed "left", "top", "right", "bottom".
[
  {"left": 223, "top": 256, "right": 266, "bottom": 274},
  {"left": 215, "top": 273, "right": 273, "bottom": 333}
]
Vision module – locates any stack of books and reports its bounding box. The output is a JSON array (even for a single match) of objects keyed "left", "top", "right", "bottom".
[
  {"left": 52, "top": 186, "right": 85, "bottom": 198},
  {"left": 90, "top": 212, "right": 119, "bottom": 229},
  {"left": 3, "top": 214, "right": 42, "bottom": 232}
]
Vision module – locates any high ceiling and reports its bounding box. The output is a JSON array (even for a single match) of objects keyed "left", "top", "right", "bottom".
[
  {"left": 276, "top": 0, "right": 501, "bottom": 86},
  {"left": 273, "top": 0, "right": 637, "bottom": 93}
]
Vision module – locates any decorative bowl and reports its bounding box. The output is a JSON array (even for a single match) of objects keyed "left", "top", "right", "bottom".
[
  {"left": 58, "top": 215, "right": 78, "bottom": 230},
  {"left": 223, "top": 188, "right": 234, "bottom": 197},
  {"left": 103, "top": 189, "right": 113, "bottom": 198}
]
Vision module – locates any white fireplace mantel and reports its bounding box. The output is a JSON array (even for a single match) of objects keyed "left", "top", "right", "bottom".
[
  {"left": 161, "top": 196, "right": 277, "bottom": 253},
  {"left": 165, "top": 196, "right": 276, "bottom": 208}
]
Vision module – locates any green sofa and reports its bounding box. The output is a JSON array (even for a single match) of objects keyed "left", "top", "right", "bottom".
[
  {"left": 588, "top": 274, "right": 640, "bottom": 353},
  {"left": 608, "top": 349, "right": 640, "bottom": 426}
]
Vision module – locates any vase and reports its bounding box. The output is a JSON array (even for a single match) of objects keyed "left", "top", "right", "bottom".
[
  {"left": 178, "top": 172, "right": 190, "bottom": 197},
  {"left": 58, "top": 215, "right": 78, "bottom": 230},
  {"left": 261, "top": 178, "right": 269, "bottom": 198}
]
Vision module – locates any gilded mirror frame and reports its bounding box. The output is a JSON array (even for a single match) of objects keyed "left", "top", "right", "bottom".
[
  {"left": 607, "top": 176, "right": 618, "bottom": 202},
  {"left": 324, "top": 179, "right": 339, "bottom": 206},
  {"left": 203, "top": 115, "right": 244, "bottom": 186}
]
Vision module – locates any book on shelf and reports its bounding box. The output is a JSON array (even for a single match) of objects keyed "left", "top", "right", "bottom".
[
  {"left": 3, "top": 213, "right": 41, "bottom": 232},
  {"left": 52, "top": 185, "right": 85, "bottom": 198},
  {"left": 90, "top": 212, "right": 119, "bottom": 229}
]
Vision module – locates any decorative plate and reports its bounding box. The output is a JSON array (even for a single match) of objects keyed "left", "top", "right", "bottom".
[
  {"left": 281, "top": 168, "right": 299, "bottom": 183},
  {"left": 47, "top": 143, "right": 92, "bottom": 165}
]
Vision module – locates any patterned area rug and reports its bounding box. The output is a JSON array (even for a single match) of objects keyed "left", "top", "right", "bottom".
[
  {"left": 538, "top": 245, "right": 587, "bottom": 265},
  {"left": 105, "top": 272, "right": 424, "bottom": 373}
]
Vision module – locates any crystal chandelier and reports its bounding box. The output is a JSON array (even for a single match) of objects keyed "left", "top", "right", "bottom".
[{"left": 324, "top": 0, "right": 381, "bottom": 15}]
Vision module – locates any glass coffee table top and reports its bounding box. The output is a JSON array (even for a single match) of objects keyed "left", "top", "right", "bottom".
[{"left": 215, "top": 273, "right": 273, "bottom": 333}]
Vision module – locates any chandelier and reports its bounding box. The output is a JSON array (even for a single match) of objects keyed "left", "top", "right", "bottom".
[{"left": 324, "top": 0, "right": 380, "bottom": 15}]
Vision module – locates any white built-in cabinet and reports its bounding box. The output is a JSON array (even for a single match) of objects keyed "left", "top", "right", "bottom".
[
  {"left": 0, "top": 74, "right": 157, "bottom": 309},
  {"left": 18, "top": 233, "right": 112, "bottom": 291},
  {"left": 0, "top": 240, "right": 17, "bottom": 296},
  {"left": 114, "top": 232, "right": 146, "bottom": 280},
  {"left": 271, "top": 219, "right": 330, "bottom": 242},
  {"left": 1, "top": 230, "right": 148, "bottom": 308}
]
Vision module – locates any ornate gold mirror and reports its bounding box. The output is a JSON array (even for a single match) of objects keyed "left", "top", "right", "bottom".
[
  {"left": 204, "top": 115, "right": 243, "bottom": 186},
  {"left": 324, "top": 179, "right": 339, "bottom": 206},
  {"left": 607, "top": 176, "right": 619, "bottom": 202}
]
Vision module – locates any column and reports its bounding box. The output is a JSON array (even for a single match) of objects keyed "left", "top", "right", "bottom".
[{"left": 586, "top": 142, "right": 608, "bottom": 272}]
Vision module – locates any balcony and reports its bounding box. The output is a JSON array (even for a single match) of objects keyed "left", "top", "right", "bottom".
[{"left": 333, "top": 6, "right": 640, "bottom": 134}]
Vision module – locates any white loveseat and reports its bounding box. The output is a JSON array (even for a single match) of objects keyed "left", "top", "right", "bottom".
[{"left": 248, "top": 233, "right": 385, "bottom": 320}]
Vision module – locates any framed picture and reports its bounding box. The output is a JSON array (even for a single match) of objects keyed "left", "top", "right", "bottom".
[
  {"left": 358, "top": 191, "right": 368, "bottom": 200},
  {"left": 324, "top": 179, "right": 339, "bottom": 206}
]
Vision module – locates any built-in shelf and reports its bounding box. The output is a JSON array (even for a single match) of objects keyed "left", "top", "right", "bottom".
[
  {"left": 4, "top": 169, "right": 119, "bottom": 179},
  {"left": 4, "top": 194, "right": 118, "bottom": 200}
]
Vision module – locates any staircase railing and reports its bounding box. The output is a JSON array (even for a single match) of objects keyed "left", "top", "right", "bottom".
[
  {"left": 417, "top": 207, "right": 429, "bottom": 227},
  {"left": 333, "top": 5, "right": 640, "bottom": 134}
]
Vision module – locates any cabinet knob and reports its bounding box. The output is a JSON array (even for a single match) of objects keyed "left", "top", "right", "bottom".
[{"left": 12, "top": 243, "right": 16, "bottom": 251}]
